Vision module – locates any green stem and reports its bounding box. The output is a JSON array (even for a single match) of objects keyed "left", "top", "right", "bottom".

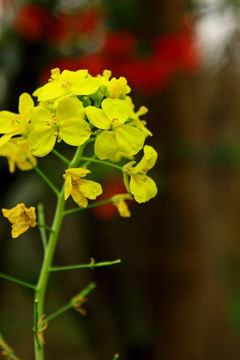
[
  {"left": 80, "top": 154, "right": 96, "bottom": 168},
  {"left": 28, "top": 159, "right": 60, "bottom": 196},
  {"left": 50, "top": 259, "right": 121, "bottom": 272},
  {"left": 52, "top": 149, "right": 70, "bottom": 165},
  {"left": 33, "top": 144, "right": 86, "bottom": 360},
  {"left": 36, "top": 223, "right": 55, "bottom": 233},
  {"left": 79, "top": 156, "right": 123, "bottom": 171},
  {"left": 44, "top": 282, "right": 96, "bottom": 323},
  {"left": 37, "top": 204, "right": 48, "bottom": 252},
  {"left": 113, "top": 354, "right": 120, "bottom": 360},
  {"left": 0, "top": 272, "right": 36, "bottom": 290},
  {"left": 63, "top": 198, "right": 114, "bottom": 216}
]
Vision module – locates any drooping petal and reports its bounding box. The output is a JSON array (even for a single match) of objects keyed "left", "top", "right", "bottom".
[
  {"left": 78, "top": 179, "right": 102, "bottom": 200},
  {"left": 132, "top": 145, "right": 158, "bottom": 174},
  {"left": 85, "top": 106, "right": 110, "bottom": 130},
  {"left": 94, "top": 131, "right": 118, "bottom": 160},
  {"left": 28, "top": 127, "right": 57, "bottom": 157},
  {"left": 64, "top": 174, "right": 72, "bottom": 200},
  {"left": 115, "top": 125, "right": 145, "bottom": 156},
  {"left": 71, "top": 184, "right": 88, "bottom": 208},
  {"left": 129, "top": 174, "right": 158, "bottom": 203}
]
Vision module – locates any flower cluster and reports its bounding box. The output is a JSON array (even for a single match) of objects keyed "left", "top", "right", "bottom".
[{"left": 1, "top": 68, "right": 158, "bottom": 237}]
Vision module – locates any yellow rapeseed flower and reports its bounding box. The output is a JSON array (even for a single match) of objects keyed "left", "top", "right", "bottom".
[
  {"left": 124, "top": 145, "right": 158, "bottom": 203},
  {"left": 28, "top": 97, "right": 91, "bottom": 157},
  {"left": 33, "top": 68, "right": 100, "bottom": 102},
  {"left": 2, "top": 203, "right": 36, "bottom": 238},
  {"left": 0, "top": 93, "right": 34, "bottom": 146},
  {"left": 64, "top": 168, "right": 102, "bottom": 208},
  {"left": 85, "top": 98, "right": 145, "bottom": 160}
]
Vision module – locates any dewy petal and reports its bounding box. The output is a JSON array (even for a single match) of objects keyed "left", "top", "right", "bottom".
[
  {"left": 59, "top": 118, "right": 91, "bottom": 146},
  {"left": 56, "top": 98, "right": 85, "bottom": 121},
  {"left": 101, "top": 98, "right": 131, "bottom": 124},
  {"left": 115, "top": 125, "right": 145, "bottom": 156},
  {"left": 64, "top": 174, "right": 72, "bottom": 200},
  {"left": 94, "top": 131, "right": 119, "bottom": 160},
  {"left": 28, "top": 127, "right": 57, "bottom": 157},
  {"left": 132, "top": 145, "right": 158, "bottom": 174},
  {"left": 78, "top": 179, "right": 102, "bottom": 200},
  {"left": 85, "top": 106, "right": 110, "bottom": 130},
  {"left": 130, "top": 174, "right": 158, "bottom": 203}
]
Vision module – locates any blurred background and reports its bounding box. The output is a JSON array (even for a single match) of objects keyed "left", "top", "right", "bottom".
[{"left": 1, "top": 0, "right": 240, "bottom": 359}]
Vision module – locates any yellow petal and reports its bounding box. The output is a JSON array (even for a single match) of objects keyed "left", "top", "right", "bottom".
[
  {"left": 34, "top": 82, "right": 65, "bottom": 102},
  {"left": 28, "top": 127, "right": 57, "bottom": 157},
  {"left": 64, "top": 174, "right": 72, "bottom": 200},
  {"left": 56, "top": 97, "right": 85, "bottom": 121},
  {"left": 59, "top": 118, "right": 91, "bottom": 146},
  {"left": 78, "top": 179, "right": 102, "bottom": 200},
  {"left": 71, "top": 184, "right": 88, "bottom": 208},
  {"left": 102, "top": 98, "right": 131, "bottom": 124},
  {"left": 115, "top": 125, "right": 145, "bottom": 156},
  {"left": 18, "top": 93, "right": 34, "bottom": 116},
  {"left": 130, "top": 174, "right": 157, "bottom": 203},
  {"left": 85, "top": 106, "right": 110, "bottom": 130},
  {"left": 0, "top": 111, "right": 19, "bottom": 133},
  {"left": 65, "top": 168, "right": 90, "bottom": 179},
  {"left": 132, "top": 145, "right": 158, "bottom": 174},
  {"left": 94, "top": 131, "right": 118, "bottom": 160},
  {"left": 72, "top": 76, "right": 100, "bottom": 95},
  {"left": 11, "top": 222, "right": 30, "bottom": 238}
]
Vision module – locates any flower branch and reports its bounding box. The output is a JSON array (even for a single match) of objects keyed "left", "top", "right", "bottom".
[{"left": 50, "top": 259, "right": 121, "bottom": 272}]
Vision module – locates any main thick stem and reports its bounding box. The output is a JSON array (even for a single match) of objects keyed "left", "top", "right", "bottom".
[
  {"left": 34, "top": 187, "right": 65, "bottom": 359},
  {"left": 33, "top": 145, "right": 84, "bottom": 360}
]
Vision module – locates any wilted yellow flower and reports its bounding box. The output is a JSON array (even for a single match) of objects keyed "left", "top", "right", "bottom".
[
  {"left": 64, "top": 168, "right": 102, "bottom": 208},
  {"left": 2, "top": 203, "right": 36, "bottom": 238},
  {"left": 112, "top": 194, "right": 133, "bottom": 217}
]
